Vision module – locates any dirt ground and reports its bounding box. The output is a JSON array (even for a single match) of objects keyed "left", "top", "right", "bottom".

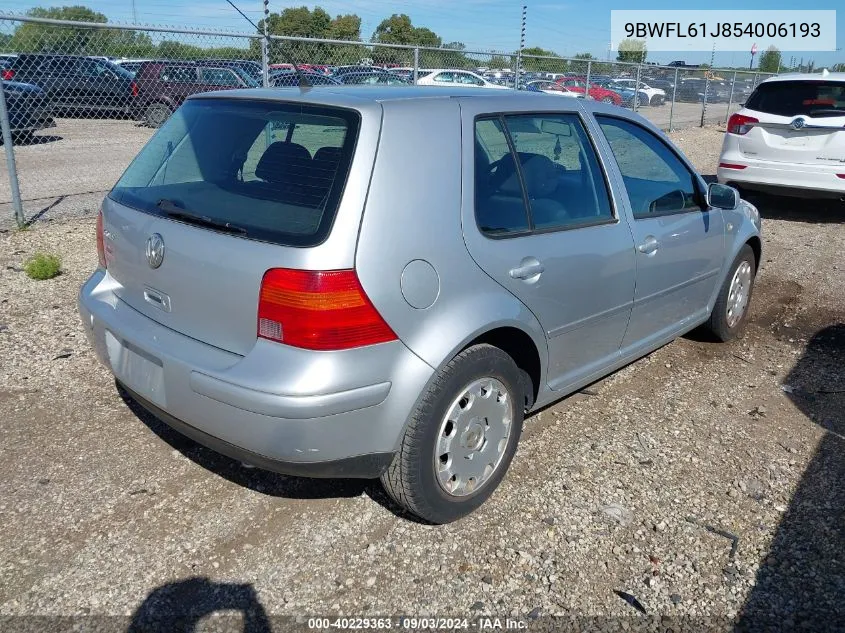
[{"left": 0, "top": 126, "right": 842, "bottom": 632}]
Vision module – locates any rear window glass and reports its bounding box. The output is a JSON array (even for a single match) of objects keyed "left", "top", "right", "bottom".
[
  {"left": 745, "top": 80, "right": 845, "bottom": 117},
  {"left": 110, "top": 98, "right": 360, "bottom": 246}
]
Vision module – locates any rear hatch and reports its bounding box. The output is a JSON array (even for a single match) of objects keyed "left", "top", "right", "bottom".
[
  {"left": 738, "top": 79, "right": 845, "bottom": 165},
  {"left": 103, "top": 96, "right": 361, "bottom": 356}
]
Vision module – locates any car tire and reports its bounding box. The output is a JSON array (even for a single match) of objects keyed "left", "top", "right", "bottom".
[
  {"left": 144, "top": 102, "right": 172, "bottom": 128},
  {"left": 704, "top": 244, "right": 757, "bottom": 342},
  {"left": 601, "top": 96, "right": 613, "bottom": 104},
  {"left": 381, "top": 344, "right": 525, "bottom": 524}
]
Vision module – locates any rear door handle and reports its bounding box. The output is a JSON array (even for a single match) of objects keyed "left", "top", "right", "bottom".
[
  {"left": 509, "top": 258, "right": 545, "bottom": 281},
  {"left": 637, "top": 236, "right": 660, "bottom": 255}
]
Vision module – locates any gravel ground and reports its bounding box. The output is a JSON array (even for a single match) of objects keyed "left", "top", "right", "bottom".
[{"left": 0, "top": 126, "right": 843, "bottom": 632}]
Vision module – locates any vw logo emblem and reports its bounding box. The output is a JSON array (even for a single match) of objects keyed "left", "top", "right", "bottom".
[
  {"left": 791, "top": 117, "right": 806, "bottom": 130},
  {"left": 145, "top": 233, "right": 165, "bottom": 269}
]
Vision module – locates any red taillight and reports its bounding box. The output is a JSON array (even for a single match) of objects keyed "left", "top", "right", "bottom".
[
  {"left": 719, "top": 162, "right": 747, "bottom": 170},
  {"left": 727, "top": 113, "right": 758, "bottom": 135},
  {"left": 96, "top": 209, "right": 107, "bottom": 269},
  {"left": 837, "top": 174, "right": 845, "bottom": 179},
  {"left": 257, "top": 269, "right": 397, "bottom": 351},
  {"left": 130, "top": 81, "right": 138, "bottom": 97},
  {"left": 1, "top": 69, "right": 14, "bottom": 80}
]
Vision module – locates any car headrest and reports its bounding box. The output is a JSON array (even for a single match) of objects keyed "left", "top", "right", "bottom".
[{"left": 255, "top": 142, "right": 312, "bottom": 183}]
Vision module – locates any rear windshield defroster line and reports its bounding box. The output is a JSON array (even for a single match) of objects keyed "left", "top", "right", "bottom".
[{"left": 110, "top": 98, "right": 361, "bottom": 247}]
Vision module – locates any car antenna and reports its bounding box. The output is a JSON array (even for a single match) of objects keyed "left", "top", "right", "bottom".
[{"left": 224, "top": 0, "right": 311, "bottom": 89}]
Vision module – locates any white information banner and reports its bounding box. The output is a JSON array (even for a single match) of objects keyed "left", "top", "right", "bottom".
[{"left": 610, "top": 10, "right": 836, "bottom": 52}]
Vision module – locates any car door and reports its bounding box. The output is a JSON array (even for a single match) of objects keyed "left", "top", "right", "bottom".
[
  {"left": 462, "top": 110, "right": 637, "bottom": 391},
  {"left": 594, "top": 115, "right": 725, "bottom": 355},
  {"left": 39, "top": 57, "right": 76, "bottom": 110}
]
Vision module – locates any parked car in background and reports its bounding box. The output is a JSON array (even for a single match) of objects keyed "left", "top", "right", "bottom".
[
  {"left": 592, "top": 79, "right": 638, "bottom": 107},
  {"left": 133, "top": 60, "right": 257, "bottom": 127},
  {"left": 676, "top": 78, "right": 708, "bottom": 102},
  {"left": 718, "top": 73, "right": 845, "bottom": 198},
  {"left": 337, "top": 72, "right": 410, "bottom": 86},
  {"left": 522, "top": 80, "right": 583, "bottom": 97},
  {"left": 3, "top": 54, "right": 138, "bottom": 117},
  {"left": 197, "top": 59, "right": 263, "bottom": 83},
  {"left": 81, "top": 86, "right": 761, "bottom": 524},
  {"left": 555, "top": 77, "right": 622, "bottom": 105},
  {"left": 269, "top": 70, "right": 340, "bottom": 87},
  {"left": 645, "top": 78, "right": 675, "bottom": 95},
  {"left": 0, "top": 79, "right": 54, "bottom": 141},
  {"left": 417, "top": 69, "right": 508, "bottom": 89},
  {"left": 332, "top": 65, "right": 382, "bottom": 78},
  {"left": 114, "top": 58, "right": 156, "bottom": 77},
  {"left": 611, "top": 79, "right": 665, "bottom": 106}
]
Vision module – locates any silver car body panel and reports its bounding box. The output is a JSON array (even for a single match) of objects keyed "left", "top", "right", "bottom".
[{"left": 79, "top": 86, "right": 761, "bottom": 475}]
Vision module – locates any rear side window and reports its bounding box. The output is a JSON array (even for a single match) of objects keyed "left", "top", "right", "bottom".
[
  {"left": 111, "top": 99, "right": 360, "bottom": 246},
  {"left": 474, "top": 113, "right": 613, "bottom": 235},
  {"left": 745, "top": 80, "right": 845, "bottom": 117}
]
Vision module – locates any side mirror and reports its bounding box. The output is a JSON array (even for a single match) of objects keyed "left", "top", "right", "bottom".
[{"left": 707, "top": 182, "right": 739, "bottom": 209}]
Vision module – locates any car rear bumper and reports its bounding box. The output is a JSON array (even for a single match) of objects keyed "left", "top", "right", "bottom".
[
  {"left": 717, "top": 155, "right": 845, "bottom": 195},
  {"left": 79, "top": 269, "right": 435, "bottom": 478}
]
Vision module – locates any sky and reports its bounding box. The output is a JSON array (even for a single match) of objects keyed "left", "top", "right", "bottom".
[{"left": 1, "top": 0, "right": 843, "bottom": 68}]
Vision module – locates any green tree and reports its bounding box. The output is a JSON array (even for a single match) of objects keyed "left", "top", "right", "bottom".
[
  {"left": 831, "top": 62, "right": 845, "bottom": 72},
  {"left": 327, "top": 14, "right": 361, "bottom": 41},
  {"left": 372, "top": 14, "right": 442, "bottom": 47},
  {"left": 11, "top": 5, "right": 106, "bottom": 53},
  {"left": 616, "top": 38, "right": 647, "bottom": 64},
  {"left": 520, "top": 46, "right": 564, "bottom": 72},
  {"left": 759, "top": 46, "right": 782, "bottom": 73},
  {"left": 10, "top": 6, "right": 156, "bottom": 56}
]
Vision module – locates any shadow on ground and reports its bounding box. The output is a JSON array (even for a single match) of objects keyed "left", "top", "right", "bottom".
[
  {"left": 117, "top": 383, "right": 414, "bottom": 520},
  {"left": 734, "top": 324, "right": 845, "bottom": 631},
  {"left": 126, "top": 577, "right": 271, "bottom": 633}
]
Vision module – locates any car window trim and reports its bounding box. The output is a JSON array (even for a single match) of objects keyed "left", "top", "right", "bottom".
[
  {"left": 594, "top": 113, "right": 707, "bottom": 220},
  {"left": 472, "top": 110, "right": 620, "bottom": 240}
]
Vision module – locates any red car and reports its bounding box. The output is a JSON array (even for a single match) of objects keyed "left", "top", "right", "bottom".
[{"left": 555, "top": 77, "right": 622, "bottom": 105}]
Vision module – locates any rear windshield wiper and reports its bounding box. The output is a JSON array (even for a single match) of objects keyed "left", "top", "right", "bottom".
[{"left": 157, "top": 199, "right": 247, "bottom": 235}]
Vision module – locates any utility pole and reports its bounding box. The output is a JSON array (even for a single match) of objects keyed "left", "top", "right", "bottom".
[
  {"left": 261, "top": 0, "right": 270, "bottom": 87},
  {"left": 131, "top": 0, "right": 137, "bottom": 24},
  {"left": 514, "top": 5, "right": 526, "bottom": 89}
]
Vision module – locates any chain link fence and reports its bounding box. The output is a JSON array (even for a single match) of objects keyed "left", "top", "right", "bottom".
[{"left": 0, "top": 14, "right": 776, "bottom": 226}]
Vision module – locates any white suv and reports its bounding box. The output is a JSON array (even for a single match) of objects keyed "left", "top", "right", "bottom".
[{"left": 717, "top": 72, "right": 845, "bottom": 198}]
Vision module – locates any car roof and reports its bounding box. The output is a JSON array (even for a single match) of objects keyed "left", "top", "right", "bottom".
[{"left": 759, "top": 72, "right": 845, "bottom": 84}]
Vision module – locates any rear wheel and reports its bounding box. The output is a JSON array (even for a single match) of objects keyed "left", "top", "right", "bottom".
[
  {"left": 704, "top": 244, "right": 756, "bottom": 341},
  {"left": 144, "top": 102, "right": 172, "bottom": 128},
  {"left": 381, "top": 344, "right": 524, "bottom": 524},
  {"left": 601, "top": 96, "right": 613, "bottom": 104}
]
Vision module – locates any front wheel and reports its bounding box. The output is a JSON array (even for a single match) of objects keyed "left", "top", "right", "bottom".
[
  {"left": 381, "top": 344, "right": 524, "bottom": 524},
  {"left": 704, "top": 244, "right": 757, "bottom": 341}
]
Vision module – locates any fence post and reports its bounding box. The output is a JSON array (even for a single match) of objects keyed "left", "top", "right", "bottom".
[
  {"left": 753, "top": 71, "right": 759, "bottom": 88},
  {"left": 261, "top": 1, "right": 270, "bottom": 88},
  {"left": 700, "top": 73, "right": 710, "bottom": 127},
  {"left": 727, "top": 70, "right": 737, "bottom": 120},
  {"left": 634, "top": 62, "right": 642, "bottom": 111},
  {"left": 584, "top": 60, "right": 591, "bottom": 99},
  {"left": 413, "top": 47, "right": 419, "bottom": 85},
  {"left": 0, "top": 81, "right": 25, "bottom": 228},
  {"left": 668, "top": 67, "right": 679, "bottom": 132}
]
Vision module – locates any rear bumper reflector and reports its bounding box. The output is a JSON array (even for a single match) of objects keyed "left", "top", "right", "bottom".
[{"left": 719, "top": 162, "right": 747, "bottom": 170}]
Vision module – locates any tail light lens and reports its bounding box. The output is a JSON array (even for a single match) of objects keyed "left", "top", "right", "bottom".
[
  {"left": 1, "top": 69, "right": 14, "bottom": 81},
  {"left": 258, "top": 268, "right": 397, "bottom": 351},
  {"left": 719, "top": 162, "right": 747, "bottom": 170},
  {"left": 727, "top": 113, "right": 758, "bottom": 135},
  {"left": 130, "top": 81, "right": 138, "bottom": 97},
  {"left": 96, "top": 209, "right": 107, "bottom": 269}
]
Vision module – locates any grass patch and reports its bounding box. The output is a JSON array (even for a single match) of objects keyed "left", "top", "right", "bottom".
[{"left": 24, "top": 252, "right": 62, "bottom": 280}]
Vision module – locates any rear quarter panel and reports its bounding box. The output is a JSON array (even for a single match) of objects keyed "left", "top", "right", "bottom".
[{"left": 355, "top": 98, "right": 549, "bottom": 376}]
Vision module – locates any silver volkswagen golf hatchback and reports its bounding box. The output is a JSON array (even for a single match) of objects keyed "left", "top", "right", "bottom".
[{"left": 80, "top": 86, "right": 762, "bottom": 523}]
